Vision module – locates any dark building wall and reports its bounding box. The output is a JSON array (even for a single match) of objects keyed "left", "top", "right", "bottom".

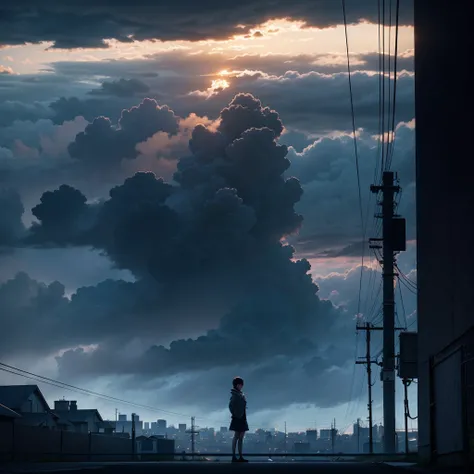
[
  {"left": 415, "top": 0, "right": 474, "bottom": 465},
  {"left": 0, "top": 422, "right": 133, "bottom": 462}
]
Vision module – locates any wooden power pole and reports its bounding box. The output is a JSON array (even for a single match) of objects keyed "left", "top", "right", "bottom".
[
  {"left": 186, "top": 417, "right": 200, "bottom": 460},
  {"left": 370, "top": 170, "right": 405, "bottom": 453},
  {"left": 356, "top": 322, "right": 375, "bottom": 454},
  {"left": 357, "top": 321, "right": 406, "bottom": 453}
]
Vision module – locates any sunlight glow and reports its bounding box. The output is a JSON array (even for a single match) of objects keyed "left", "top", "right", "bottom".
[
  {"left": 189, "top": 78, "right": 230, "bottom": 98},
  {"left": 211, "top": 78, "right": 229, "bottom": 91}
]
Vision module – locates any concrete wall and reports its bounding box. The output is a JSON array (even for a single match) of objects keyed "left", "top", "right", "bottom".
[
  {"left": 0, "top": 422, "right": 133, "bottom": 462},
  {"left": 415, "top": 0, "right": 474, "bottom": 466}
]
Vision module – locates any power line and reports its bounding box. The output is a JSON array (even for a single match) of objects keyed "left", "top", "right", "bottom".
[
  {"left": 380, "top": 0, "right": 386, "bottom": 172},
  {"left": 376, "top": 0, "right": 383, "bottom": 185},
  {"left": 341, "top": 0, "right": 370, "bottom": 432},
  {"left": 0, "top": 362, "right": 191, "bottom": 418},
  {"left": 343, "top": 330, "right": 361, "bottom": 427},
  {"left": 0, "top": 361, "right": 233, "bottom": 428},
  {"left": 342, "top": 0, "right": 366, "bottom": 323},
  {"left": 397, "top": 276, "right": 408, "bottom": 329},
  {"left": 395, "top": 264, "right": 417, "bottom": 291},
  {"left": 385, "top": 0, "right": 393, "bottom": 165},
  {"left": 407, "top": 318, "right": 417, "bottom": 330},
  {"left": 387, "top": 0, "right": 401, "bottom": 170}
]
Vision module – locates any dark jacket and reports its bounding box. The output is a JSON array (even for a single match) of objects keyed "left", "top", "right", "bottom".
[{"left": 229, "top": 388, "right": 246, "bottom": 419}]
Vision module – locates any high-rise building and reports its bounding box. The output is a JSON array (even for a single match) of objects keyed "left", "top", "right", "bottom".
[
  {"left": 157, "top": 419, "right": 167, "bottom": 429},
  {"left": 319, "top": 429, "right": 331, "bottom": 440},
  {"left": 178, "top": 424, "right": 187, "bottom": 433},
  {"left": 305, "top": 429, "right": 317, "bottom": 445}
]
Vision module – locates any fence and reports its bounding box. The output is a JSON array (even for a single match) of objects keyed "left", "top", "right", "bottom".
[{"left": 0, "top": 422, "right": 134, "bottom": 462}]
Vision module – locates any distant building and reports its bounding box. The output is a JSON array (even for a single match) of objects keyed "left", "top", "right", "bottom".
[
  {"left": 319, "top": 429, "right": 331, "bottom": 440},
  {"left": 157, "top": 419, "right": 166, "bottom": 431},
  {"left": 116, "top": 413, "right": 143, "bottom": 435},
  {"left": 305, "top": 429, "right": 317, "bottom": 446},
  {"left": 53, "top": 399, "right": 110, "bottom": 434}
]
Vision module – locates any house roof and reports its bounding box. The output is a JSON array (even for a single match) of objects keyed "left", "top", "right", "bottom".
[
  {"left": 54, "top": 409, "right": 104, "bottom": 423},
  {"left": 0, "top": 385, "right": 50, "bottom": 412},
  {"left": 0, "top": 402, "right": 21, "bottom": 419}
]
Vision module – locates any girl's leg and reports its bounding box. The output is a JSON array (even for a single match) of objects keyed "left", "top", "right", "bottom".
[
  {"left": 232, "top": 432, "right": 239, "bottom": 458},
  {"left": 238, "top": 432, "right": 245, "bottom": 457}
]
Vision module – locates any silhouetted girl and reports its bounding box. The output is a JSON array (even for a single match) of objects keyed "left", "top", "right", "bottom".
[{"left": 229, "top": 376, "right": 249, "bottom": 462}]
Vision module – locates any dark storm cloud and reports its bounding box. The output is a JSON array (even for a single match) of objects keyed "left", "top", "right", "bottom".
[
  {"left": 0, "top": 188, "right": 25, "bottom": 246},
  {"left": 286, "top": 120, "right": 416, "bottom": 255},
  {"left": 27, "top": 185, "right": 92, "bottom": 246},
  {"left": 67, "top": 98, "right": 179, "bottom": 167},
  {"left": 0, "top": 101, "right": 52, "bottom": 127},
  {"left": 0, "top": 1, "right": 413, "bottom": 49},
  {"left": 0, "top": 73, "right": 91, "bottom": 105},
  {"left": 315, "top": 246, "right": 417, "bottom": 325},
  {"left": 0, "top": 94, "right": 415, "bottom": 411},
  {"left": 88, "top": 78, "right": 150, "bottom": 97},
  {"left": 0, "top": 94, "right": 362, "bottom": 411},
  {"left": 0, "top": 73, "right": 94, "bottom": 126},
  {"left": 29, "top": 94, "right": 301, "bottom": 275},
  {"left": 49, "top": 96, "right": 138, "bottom": 125}
]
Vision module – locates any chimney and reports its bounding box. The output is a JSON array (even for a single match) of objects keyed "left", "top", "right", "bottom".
[
  {"left": 54, "top": 400, "right": 69, "bottom": 412},
  {"left": 70, "top": 401, "right": 77, "bottom": 411}
]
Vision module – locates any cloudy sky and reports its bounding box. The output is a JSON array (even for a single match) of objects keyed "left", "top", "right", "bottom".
[{"left": 0, "top": 0, "right": 417, "bottom": 434}]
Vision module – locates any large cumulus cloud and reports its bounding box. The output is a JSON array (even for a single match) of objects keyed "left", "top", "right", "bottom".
[
  {"left": 68, "top": 98, "right": 179, "bottom": 168},
  {"left": 287, "top": 119, "right": 416, "bottom": 256},
  {"left": 0, "top": 94, "right": 362, "bottom": 412},
  {"left": 0, "top": 188, "right": 25, "bottom": 247}
]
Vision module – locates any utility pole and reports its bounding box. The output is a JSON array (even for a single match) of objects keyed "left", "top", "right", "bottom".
[
  {"left": 331, "top": 419, "right": 336, "bottom": 453},
  {"left": 356, "top": 322, "right": 375, "bottom": 453},
  {"left": 284, "top": 421, "right": 287, "bottom": 453},
  {"left": 356, "top": 418, "right": 360, "bottom": 453},
  {"left": 357, "top": 322, "right": 405, "bottom": 454},
  {"left": 186, "top": 417, "right": 200, "bottom": 460},
  {"left": 131, "top": 413, "right": 136, "bottom": 461},
  {"left": 403, "top": 379, "right": 409, "bottom": 454},
  {"left": 191, "top": 417, "right": 195, "bottom": 458},
  {"left": 370, "top": 170, "right": 404, "bottom": 454}
]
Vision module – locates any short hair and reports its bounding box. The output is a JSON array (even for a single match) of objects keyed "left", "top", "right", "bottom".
[{"left": 233, "top": 377, "right": 244, "bottom": 388}]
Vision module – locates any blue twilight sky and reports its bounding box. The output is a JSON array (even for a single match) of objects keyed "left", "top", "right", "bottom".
[{"left": 0, "top": 1, "right": 417, "bottom": 433}]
